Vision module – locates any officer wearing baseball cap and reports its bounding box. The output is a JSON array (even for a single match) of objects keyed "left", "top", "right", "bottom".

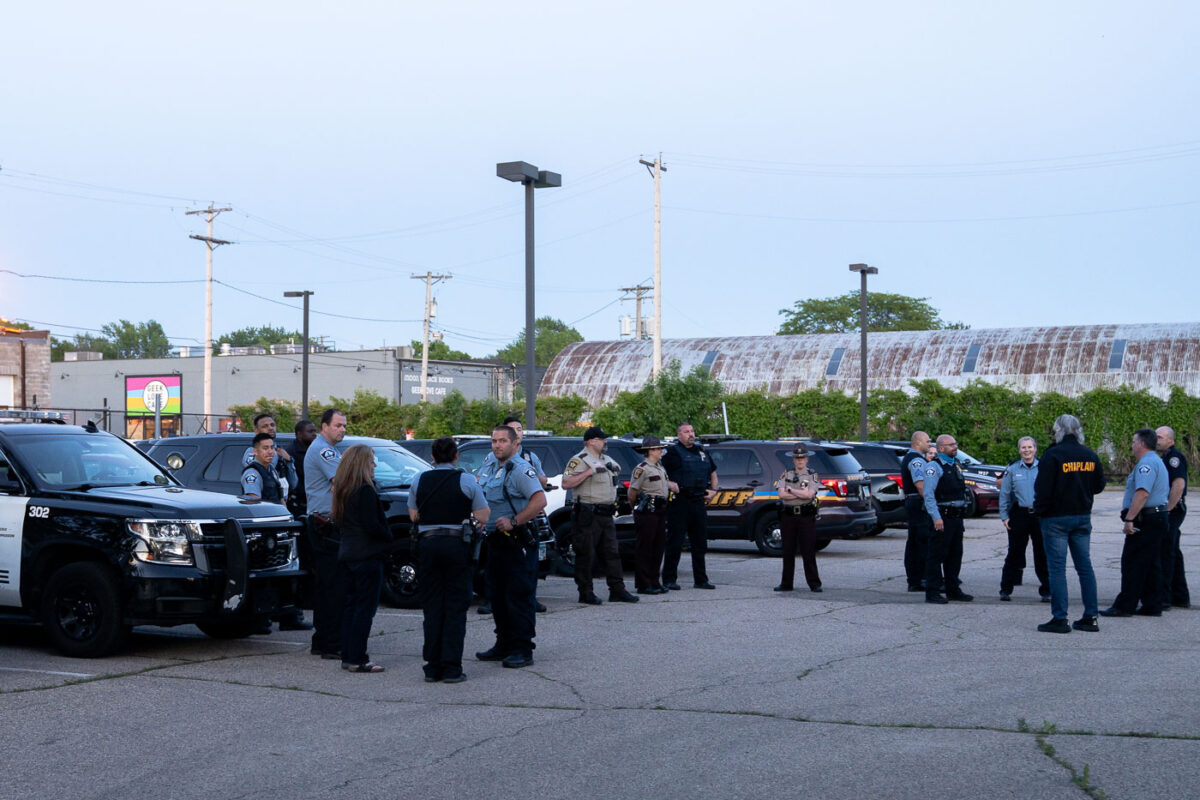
[{"left": 561, "top": 426, "right": 639, "bottom": 604}]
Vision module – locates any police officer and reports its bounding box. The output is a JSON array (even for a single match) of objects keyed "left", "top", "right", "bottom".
[
  {"left": 475, "top": 425, "right": 546, "bottom": 669},
  {"left": 1102, "top": 428, "right": 1170, "bottom": 617},
  {"left": 921, "top": 434, "right": 974, "bottom": 604},
  {"left": 241, "top": 433, "right": 284, "bottom": 502},
  {"left": 628, "top": 435, "right": 676, "bottom": 595},
  {"left": 562, "top": 426, "right": 639, "bottom": 604},
  {"left": 900, "top": 431, "right": 932, "bottom": 592},
  {"left": 408, "top": 437, "right": 489, "bottom": 683},
  {"left": 1156, "top": 426, "right": 1190, "bottom": 609},
  {"left": 774, "top": 444, "right": 821, "bottom": 592},
  {"left": 304, "top": 408, "right": 348, "bottom": 659},
  {"left": 284, "top": 419, "right": 318, "bottom": 516},
  {"left": 998, "top": 436, "right": 1050, "bottom": 602},
  {"left": 242, "top": 413, "right": 297, "bottom": 502},
  {"left": 476, "top": 415, "right": 549, "bottom": 615},
  {"left": 661, "top": 423, "right": 718, "bottom": 590}
]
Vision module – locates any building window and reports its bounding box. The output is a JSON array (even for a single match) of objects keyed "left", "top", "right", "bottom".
[
  {"left": 826, "top": 348, "right": 846, "bottom": 376},
  {"left": 1108, "top": 339, "right": 1126, "bottom": 371},
  {"left": 962, "top": 343, "right": 981, "bottom": 373}
]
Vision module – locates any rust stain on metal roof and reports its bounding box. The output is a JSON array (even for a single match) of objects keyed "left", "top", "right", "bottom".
[{"left": 539, "top": 324, "right": 1200, "bottom": 408}]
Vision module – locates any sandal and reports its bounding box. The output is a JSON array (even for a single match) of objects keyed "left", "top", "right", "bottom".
[{"left": 348, "top": 662, "right": 385, "bottom": 673}]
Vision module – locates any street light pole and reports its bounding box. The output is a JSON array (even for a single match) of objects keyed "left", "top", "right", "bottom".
[
  {"left": 496, "top": 161, "right": 561, "bottom": 429},
  {"left": 848, "top": 263, "right": 879, "bottom": 441},
  {"left": 284, "top": 290, "right": 313, "bottom": 422}
]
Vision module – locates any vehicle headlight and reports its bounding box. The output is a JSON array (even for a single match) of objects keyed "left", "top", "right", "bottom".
[{"left": 128, "top": 519, "right": 203, "bottom": 565}]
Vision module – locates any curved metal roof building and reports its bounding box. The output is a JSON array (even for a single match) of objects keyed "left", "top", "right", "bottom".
[{"left": 538, "top": 323, "right": 1200, "bottom": 408}]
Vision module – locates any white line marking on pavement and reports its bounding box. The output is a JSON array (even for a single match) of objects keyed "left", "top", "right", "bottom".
[{"left": 0, "top": 666, "right": 95, "bottom": 677}]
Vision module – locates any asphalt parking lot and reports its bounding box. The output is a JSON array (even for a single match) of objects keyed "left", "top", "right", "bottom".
[{"left": 2, "top": 489, "right": 1197, "bottom": 800}]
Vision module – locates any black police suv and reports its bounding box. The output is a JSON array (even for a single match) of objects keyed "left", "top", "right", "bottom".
[
  {"left": 828, "top": 441, "right": 910, "bottom": 533},
  {"left": 702, "top": 439, "right": 878, "bottom": 556},
  {"left": 0, "top": 416, "right": 302, "bottom": 657},
  {"left": 149, "top": 432, "right": 556, "bottom": 607}
]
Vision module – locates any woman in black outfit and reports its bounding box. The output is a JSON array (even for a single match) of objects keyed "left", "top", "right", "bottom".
[{"left": 332, "top": 444, "right": 393, "bottom": 673}]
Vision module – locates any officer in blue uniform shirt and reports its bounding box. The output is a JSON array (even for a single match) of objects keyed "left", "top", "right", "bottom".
[
  {"left": 241, "top": 433, "right": 284, "bottom": 502},
  {"left": 241, "top": 413, "right": 297, "bottom": 500},
  {"left": 900, "top": 431, "right": 932, "bottom": 592},
  {"left": 303, "top": 408, "right": 348, "bottom": 657},
  {"left": 476, "top": 416, "right": 548, "bottom": 614},
  {"left": 921, "top": 434, "right": 974, "bottom": 604},
  {"left": 1155, "top": 425, "right": 1190, "bottom": 609},
  {"left": 998, "top": 436, "right": 1049, "bottom": 602},
  {"left": 474, "top": 424, "right": 546, "bottom": 669},
  {"left": 1102, "top": 428, "right": 1171, "bottom": 617}
]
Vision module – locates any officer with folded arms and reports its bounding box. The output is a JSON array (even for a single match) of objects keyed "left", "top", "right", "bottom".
[
  {"left": 562, "top": 426, "right": 639, "bottom": 605},
  {"left": 1102, "top": 428, "right": 1170, "bottom": 618},
  {"left": 921, "top": 434, "right": 974, "bottom": 604},
  {"left": 627, "top": 435, "right": 676, "bottom": 595}
]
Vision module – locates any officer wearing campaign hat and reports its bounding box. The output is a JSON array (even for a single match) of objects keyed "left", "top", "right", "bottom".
[
  {"left": 561, "top": 426, "right": 639, "bottom": 604},
  {"left": 628, "top": 435, "right": 678, "bottom": 594},
  {"left": 774, "top": 444, "right": 822, "bottom": 592}
]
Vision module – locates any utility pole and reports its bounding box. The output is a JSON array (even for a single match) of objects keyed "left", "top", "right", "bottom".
[
  {"left": 411, "top": 272, "right": 450, "bottom": 402},
  {"left": 619, "top": 283, "right": 653, "bottom": 339},
  {"left": 639, "top": 154, "right": 666, "bottom": 377},
  {"left": 187, "top": 205, "right": 232, "bottom": 432}
]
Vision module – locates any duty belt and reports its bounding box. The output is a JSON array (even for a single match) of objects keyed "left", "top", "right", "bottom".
[
  {"left": 1142, "top": 505, "right": 1168, "bottom": 514},
  {"left": 783, "top": 505, "right": 817, "bottom": 516},
  {"left": 575, "top": 502, "right": 617, "bottom": 516},
  {"left": 419, "top": 525, "right": 462, "bottom": 538}
]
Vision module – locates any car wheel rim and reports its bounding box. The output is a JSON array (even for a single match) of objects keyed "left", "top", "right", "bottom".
[
  {"left": 55, "top": 586, "right": 100, "bottom": 641},
  {"left": 387, "top": 563, "right": 418, "bottom": 598}
]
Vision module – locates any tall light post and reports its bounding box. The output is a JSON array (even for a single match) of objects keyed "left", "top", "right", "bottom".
[
  {"left": 496, "top": 160, "right": 561, "bottom": 429},
  {"left": 848, "top": 263, "right": 878, "bottom": 441},
  {"left": 284, "top": 290, "right": 313, "bottom": 422}
]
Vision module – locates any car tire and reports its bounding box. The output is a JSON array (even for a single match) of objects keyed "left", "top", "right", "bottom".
[
  {"left": 867, "top": 498, "right": 886, "bottom": 536},
  {"left": 380, "top": 553, "right": 420, "bottom": 609},
  {"left": 815, "top": 539, "right": 831, "bottom": 552},
  {"left": 966, "top": 491, "right": 979, "bottom": 518},
  {"left": 197, "top": 620, "right": 258, "bottom": 639},
  {"left": 753, "top": 515, "right": 784, "bottom": 557},
  {"left": 40, "top": 562, "right": 129, "bottom": 658}
]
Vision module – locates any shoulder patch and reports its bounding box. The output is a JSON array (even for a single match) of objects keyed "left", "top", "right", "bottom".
[
  {"left": 925, "top": 467, "right": 937, "bottom": 476},
  {"left": 566, "top": 457, "right": 582, "bottom": 471},
  {"left": 633, "top": 466, "right": 644, "bottom": 479},
  {"left": 243, "top": 473, "right": 258, "bottom": 484},
  {"left": 321, "top": 448, "right": 337, "bottom": 461},
  {"left": 1170, "top": 456, "right": 1181, "bottom": 468},
  {"left": 1138, "top": 465, "right": 1151, "bottom": 474},
  {"left": 524, "top": 467, "right": 537, "bottom": 480}
]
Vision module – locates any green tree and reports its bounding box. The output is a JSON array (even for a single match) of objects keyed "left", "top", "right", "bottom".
[
  {"left": 410, "top": 339, "right": 473, "bottom": 361},
  {"left": 493, "top": 317, "right": 583, "bottom": 366},
  {"left": 591, "top": 361, "right": 725, "bottom": 437},
  {"left": 96, "top": 319, "right": 172, "bottom": 359},
  {"left": 214, "top": 325, "right": 304, "bottom": 354},
  {"left": 777, "top": 292, "right": 968, "bottom": 335}
]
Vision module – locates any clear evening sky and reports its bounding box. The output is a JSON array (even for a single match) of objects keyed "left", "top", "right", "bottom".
[{"left": 2, "top": 2, "right": 1197, "bottom": 357}]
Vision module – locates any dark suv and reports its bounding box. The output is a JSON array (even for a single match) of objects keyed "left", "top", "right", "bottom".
[
  {"left": 0, "top": 416, "right": 302, "bottom": 657},
  {"left": 877, "top": 440, "right": 1000, "bottom": 517},
  {"left": 703, "top": 440, "right": 877, "bottom": 556},
  {"left": 829, "top": 442, "right": 910, "bottom": 533}
]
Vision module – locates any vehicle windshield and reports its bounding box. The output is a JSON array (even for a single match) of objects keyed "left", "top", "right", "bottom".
[
  {"left": 8, "top": 433, "right": 171, "bottom": 490},
  {"left": 956, "top": 449, "right": 983, "bottom": 466},
  {"left": 343, "top": 443, "right": 427, "bottom": 489}
]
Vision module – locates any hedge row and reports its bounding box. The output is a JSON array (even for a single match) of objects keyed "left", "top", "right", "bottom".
[{"left": 232, "top": 366, "right": 1198, "bottom": 476}]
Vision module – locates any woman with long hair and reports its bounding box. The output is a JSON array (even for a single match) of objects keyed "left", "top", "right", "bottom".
[{"left": 332, "top": 444, "right": 393, "bottom": 673}]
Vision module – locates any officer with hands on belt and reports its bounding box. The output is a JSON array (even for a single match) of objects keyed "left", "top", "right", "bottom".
[
  {"left": 476, "top": 415, "right": 549, "bottom": 615},
  {"left": 304, "top": 408, "right": 348, "bottom": 659},
  {"left": 561, "top": 426, "right": 640, "bottom": 605},
  {"left": 900, "top": 431, "right": 932, "bottom": 592},
  {"left": 408, "top": 437, "right": 489, "bottom": 683},
  {"left": 1155, "top": 425, "right": 1190, "bottom": 609},
  {"left": 475, "top": 424, "right": 546, "bottom": 669},
  {"left": 627, "top": 435, "right": 677, "bottom": 595},
  {"left": 998, "top": 436, "right": 1050, "bottom": 602},
  {"left": 1102, "top": 428, "right": 1171, "bottom": 617},
  {"left": 774, "top": 444, "right": 822, "bottom": 592},
  {"left": 921, "top": 434, "right": 974, "bottom": 604},
  {"left": 661, "top": 422, "right": 719, "bottom": 590}
]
